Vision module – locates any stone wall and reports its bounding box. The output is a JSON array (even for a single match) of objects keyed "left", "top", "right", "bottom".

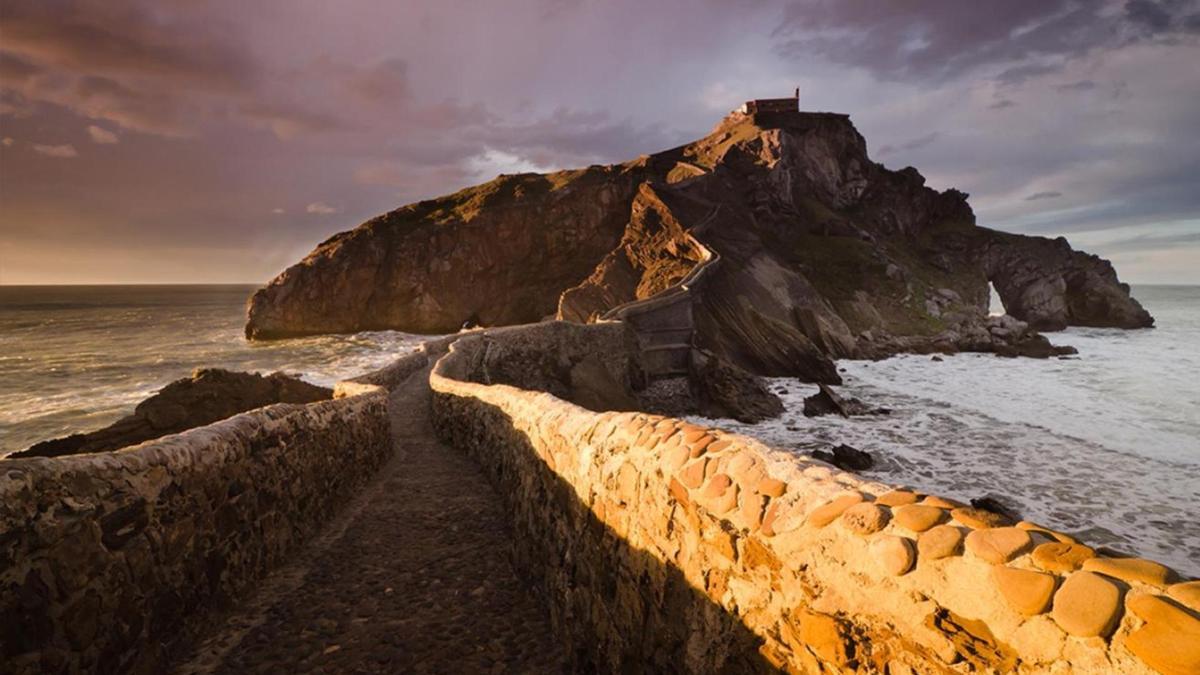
[
  {"left": 431, "top": 324, "right": 1198, "bottom": 674},
  {"left": 0, "top": 382, "right": 392, "bottom": 674},
  {"left": 448, "top": 321, "right": 647, "bottom": 413}
]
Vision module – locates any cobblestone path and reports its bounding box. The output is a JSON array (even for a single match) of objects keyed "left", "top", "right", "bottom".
[{"left": 175, "top": 367, "right": 566, "bottom": 674}]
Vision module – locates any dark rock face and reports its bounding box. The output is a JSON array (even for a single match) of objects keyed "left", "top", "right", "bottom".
[
  {"left": 984, "top": 231, "right": 1154, "bottom": 331},
  {"left": 812, "top": 444, "right": 874, "bottom": 472},
  {"left": 246, "top": 108, "right": 1152, "bottom": 374},
  {"left": 14, "top": 369, "right": 332, "bottom": 458},
  {"left": 246, "top": 168, "right": 642, "bottom": 338},
  {"left": 691, "top": 351, "right": 784, "bottom": 423}
]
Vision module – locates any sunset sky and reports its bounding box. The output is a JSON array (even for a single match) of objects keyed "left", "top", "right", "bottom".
[{"left": 2, "top": 0, "right": 1198, "bottom": 285}]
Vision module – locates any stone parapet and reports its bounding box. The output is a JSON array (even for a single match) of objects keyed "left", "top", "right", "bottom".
[
  {"left": 0, "top": 381, "right": 392, "bottom": 673},
  {"left": 430, "top": 324, "right": 1197, "bottom": 674}
]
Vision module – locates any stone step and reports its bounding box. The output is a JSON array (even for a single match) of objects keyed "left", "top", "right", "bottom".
[{"left": 642, "top": 342, "right": 692, "bottom": 352}]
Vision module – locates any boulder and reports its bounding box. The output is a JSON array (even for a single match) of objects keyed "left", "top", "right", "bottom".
[
  {"left": 803, "top": 384, "right": 889, "bottom": 418},
  {"left": 993, "top": 333, "right": 1079, "bottom": 359},
  {"left": 691, "top": 352, "right": 784, "bottom": 423},
  {"left": 811, "top": 444, "right": 874, "bottom": 472},
  {"left": 970, "top": 495, "right": 1023, "bottom": 523},
  {"left": 15, "top": 369, "right": 332, "bottom": 458}
]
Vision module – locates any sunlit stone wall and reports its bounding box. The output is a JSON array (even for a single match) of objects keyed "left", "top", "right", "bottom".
[{"left": 431, "top": 324, "right": 1198, "bottom": 674}]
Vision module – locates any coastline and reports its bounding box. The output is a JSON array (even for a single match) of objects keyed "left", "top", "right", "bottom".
[{"left": 4, "top": 286, "right": 1196, "bottom": 578}]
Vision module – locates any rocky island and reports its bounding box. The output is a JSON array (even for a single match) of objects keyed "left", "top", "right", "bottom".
[{"left": 246, "top": 104, "right": 1152, "bottom": 385}]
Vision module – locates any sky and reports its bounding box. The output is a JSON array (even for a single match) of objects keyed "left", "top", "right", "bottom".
[{"left": 1, "top": 0, "right": 1198, "bottom": 285}]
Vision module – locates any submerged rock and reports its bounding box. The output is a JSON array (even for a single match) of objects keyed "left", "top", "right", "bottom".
[
  {"left": 14, "top": 369, "right": 332, "bottom": 458},
  {"left": 970, "top": 495, "right": 1024, "bottom": 523},
  {"left": 812, "top": 443, "right": 874, "bottom": 472},
  {"left": 993, "top": 333, "right": 1078, "bottom": 359}
]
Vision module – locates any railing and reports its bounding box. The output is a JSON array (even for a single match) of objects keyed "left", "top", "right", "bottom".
[{"left": 600, "top": 212, "right": 722, "bottom": 377}]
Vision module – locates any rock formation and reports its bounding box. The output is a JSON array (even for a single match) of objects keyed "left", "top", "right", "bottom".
[
  {"left": 690, "top": 350, "right": 785, "bottom": 423},
  {"left": 803, "top": 383, "right": 889, "bottom": 418},
  {"left": 246, "top": 107, "right": 1152, "bottom": 381},
  {"left": 13, "top": 369, "right": 332, "bottom": 458},
  {"left": 811, "top": 443, "right": 875, "bottom": 471}
]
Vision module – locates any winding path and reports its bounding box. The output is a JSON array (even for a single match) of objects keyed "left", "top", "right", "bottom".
[{"left": 175, "top": 366, "right": 566, "bottom": 674}]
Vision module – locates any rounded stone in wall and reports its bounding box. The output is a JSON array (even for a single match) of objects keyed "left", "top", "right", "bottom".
[
  {"left": 840, "top": 503, "right": 889, "bottom": 535},
  {"left": 1050, "top": 571, "right": 1122, "bottom": 638},
  {"left": 873, "top": 535, "right": 915, "bottom": 576},
  {"left": 807, "top": 493, "right": 864, "bottom": 528},
  {"left": 1030, "top": 542, "right": 1095, "bottom": 573},
  {"left": 917, "top": 525, "right": 964, "bottom": 560},
  {"left": 964, "top": 527, "right": 1033, "bottom": 564}
]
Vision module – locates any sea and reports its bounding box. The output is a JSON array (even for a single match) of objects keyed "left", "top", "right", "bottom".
[
  {"left": 691, "top": 285, "right": 1200, "bottom": 577},
  {"left": 2, "top": 284, "right": 1197, "bottom": 576},
  {"left": 0, "top": 285, "right": 427, "bottom": 457}
]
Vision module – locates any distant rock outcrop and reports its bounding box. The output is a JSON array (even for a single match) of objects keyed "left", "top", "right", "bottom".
[
  {"left": 246, "top": 107, "right": 1152, "bottom": 379},
  {"left": 983, "top": 231, "right": 1154, "bottom": 331},
  {"left": 14, "top": 369, "right": 332, "bottom": 458}
]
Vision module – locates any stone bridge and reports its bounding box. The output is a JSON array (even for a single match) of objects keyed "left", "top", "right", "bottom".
[{"left": 1, "top": 324, "right": 1196, "bottom": 674}]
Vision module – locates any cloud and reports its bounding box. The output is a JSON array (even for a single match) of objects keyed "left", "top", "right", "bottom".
[
  {"left": 238, "top": 102, "right": 344, "bottom": 141},
  {"left": 305, "top": 202, "right": 337, "bottom": 214},
  {"left": 1, "top": 0, "right": 1197, "bottom": 284},
  {"left": 347, "top": 59, "right": 410, "bottom": 105},
  {"left": 0, "top": 0, "right": 254, "bottom": 136},
  {"left": 1, "top": 1, "right": 248, "bottom": 89},
  {"left": 272, "top": 208, "right": 285, "bottom": 214},
  {"left": 87, "top": 124, "right": 118, "bottom": 144},
  {"left": 774, "top": 0, "right": 1200, "bottom": 83},
  {"left": 32, "top": 143, "right": 78, "bottom": 158},
  {"left": 1056, "top": 80, "right": 1099, "bottom": 93},
  {"left": 877, "top": 132, "right": 939, "bottom": 157},
  {"left": 1, "top": 137, "right": 13, "bottom": 147},
  {"left": 1025, "top": 191, "right": 1063, "bottom": 201},
  {"left": 1091, "top": 229, "right": 1200, "bottom": 253}
]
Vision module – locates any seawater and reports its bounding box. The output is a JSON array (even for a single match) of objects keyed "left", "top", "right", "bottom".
[
  {"left": 3, "top": 284, "right": 1197, "bottom": 575},
  {"left": 0, "top": 285, "right": 426, "bottom": 456},
  {"left": 690, "top": 285, "right": 1200, "bottom": 577}
]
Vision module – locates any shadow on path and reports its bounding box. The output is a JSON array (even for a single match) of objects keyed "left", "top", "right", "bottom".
[{"left": 174, "top": 366, "right": 566, "bottom": 674}]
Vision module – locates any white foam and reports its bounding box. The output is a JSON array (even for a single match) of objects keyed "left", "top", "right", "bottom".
[{"left": 689, "top": 353, "right": 1199, "bottom": 577}]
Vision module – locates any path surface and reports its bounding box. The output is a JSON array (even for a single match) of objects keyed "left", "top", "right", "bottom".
[{"left": 176, "top": 367, "right": 566, "bottom": 674}]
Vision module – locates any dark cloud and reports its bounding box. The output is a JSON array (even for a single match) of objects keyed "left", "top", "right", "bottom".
[
  {"left": 775, "top": 0, "right": 1200, "bottom": 82},
  {"left": 1126, "top": 0, "right": 1175, "bottom": 31},
  {"left": 1, "top": 1, "right": 249, "bottom": 89},
  {"left": 1056, "top": 80, "right": 1099, "bottom": 92},
  {"left": 996, "top": 63, "right": 1064, "bottom": 87},
  {"left": 1025, "top": 191, "right": 1063, "bottom": 201},
  {"left": 877, "top": 132, "right": 939, "bottom": 157}
]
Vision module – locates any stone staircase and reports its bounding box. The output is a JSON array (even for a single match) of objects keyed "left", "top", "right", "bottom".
[{"left": 601, "top": 231, "right": 720, "bottom": 379}]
